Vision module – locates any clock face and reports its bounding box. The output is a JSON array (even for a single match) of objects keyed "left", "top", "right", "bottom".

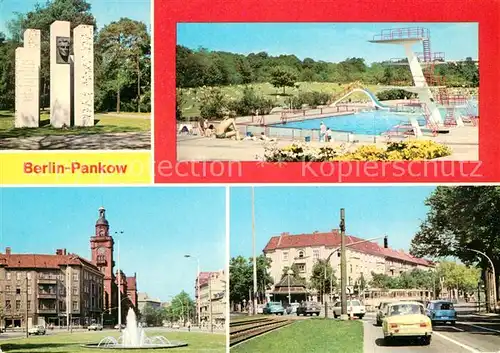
[{"left": 97, "top": 247, "right": 106, "bottom": 255}]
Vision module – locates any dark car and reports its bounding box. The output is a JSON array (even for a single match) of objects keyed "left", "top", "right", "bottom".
[
  {"left": 296, "top": 301, "right": 322, "bottom": 316},
  {"left": 426, "top": 300, "right": 457, "bottom": 325}
]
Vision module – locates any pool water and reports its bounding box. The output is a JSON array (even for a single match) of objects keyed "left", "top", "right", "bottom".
[
  {"left": 274, "top": 111, "right": 426, "bottom": 135},
  {"left": 273, "top": 100, "right": 478, "bottom": 136}
]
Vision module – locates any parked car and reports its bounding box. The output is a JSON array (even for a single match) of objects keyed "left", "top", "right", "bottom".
[
  {"left": 114, "top": 324, "right": 126, "bottom": 329},
  {"left": 28, "top": 325, "right": 46, "bottom": 335},
  {"left": 382, "top": 301, "right": 432, "bottom": 345},
  {"left": 296, "top": 301, "right": 322, "bottom": 316},
  {"left": 88, "top": 323, "right": 103, "bottom": 331},
  {"left": 376, "top": 301, "right": 391, "bottom": 326},
  {"left": 263, "top": 302, "right": 285, "bottom": 315},
  {"left": 256, "top": 304, "right": 265, "bottom": 314},
  {"left": 426, "top": 300, "right": 457, "bottom": 325},
  {"left": 286, "top": 302, "right": 300, "bottom": 315},
  {"left": 332, "top": 300, "right": 366, "bottom": 319}
]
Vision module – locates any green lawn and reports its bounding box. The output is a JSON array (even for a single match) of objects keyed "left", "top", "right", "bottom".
[
  {"left": 0, "top": 330, "right": 225, "bottom": 353},
  {"left": 232, "top": 319, "right": 363, "bottom": 353},
  {"left": 180, "top": 82, "right": 381, "bottom": 118},
  {"left": 0, "top": 110, "right": 150, "bottom": 138}
]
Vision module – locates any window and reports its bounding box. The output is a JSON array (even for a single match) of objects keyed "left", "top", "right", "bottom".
[
  {"left": 73, "top": 286, "right": 78, "bottom": 295},
  {"left": 72, "top": 301, "right": 78, "bottom": 311},
  {"left": 5, "top": 300, "right": 11, "bottom": 309},
  {"left": 73, "top": 272, "right": 78, "bottom": 281},
  {"left": 27, "top": 301, "right": 31, "bottom": 311},
  {"left": 298, "top": 251, "right": 305, "bottom": 259},
  {"left": 16, "top": 288, "right": 21, "bottom": 295},
  {"left": 297, "top": 264, "right": 306, "bottom": 273},
  {"left": 350, "top": 264, "right": 352, "bottom": 273},
  {"left": 5, "top": 285, "right": 10, "bottom": 292},
  {"left": 27, "top": 272, "right": 31, "bottom": 280},
  {"left": 6, "top": 273, "right": 11, "bottom": 280},
  {"left": 16, "top": 272, "right": 21, "bottom": 281},
  {"left": 28, "top": 286, "right": 31, "bottom": 295},
  {"left": 59, "top": 287, "right": 65, "bottom": 295},
  {"left": 282, "top": 252, "right": 288, "bottom": 261},
  {"left": 15, "top": 300, "right": 20, "bottom": 310},
  {"left": 313, "top": 249, "right": 320, "bottom": 260}
]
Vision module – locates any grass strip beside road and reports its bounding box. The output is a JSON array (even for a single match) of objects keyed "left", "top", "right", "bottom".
[
  {"left": 0, "top": 330, "right": 225, "bottom": 352},
  {"left": 232, "top": 319, "right": 363, "bottom": 353}
]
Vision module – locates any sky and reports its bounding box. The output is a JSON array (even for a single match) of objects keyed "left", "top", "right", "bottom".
[
  {"left": 177, "top": 23, "right": 478, "bottom": 64},
  {"left": 0, "top": 0, "right": 151, "bottom": 36},
  {"left": 0, "top": 187, "right": 226, "bottom": 302},
  {"left": 230, "top": 186, "right": 436, "bottom": 258}
]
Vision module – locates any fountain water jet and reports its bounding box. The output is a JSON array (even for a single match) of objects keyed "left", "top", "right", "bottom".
[{"left": 83, "top": 308, "right": 188, "bottom": 349}]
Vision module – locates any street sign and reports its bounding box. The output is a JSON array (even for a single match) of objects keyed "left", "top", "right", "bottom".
[{"left": 346, "top": 286, "right": 354, "bottom": 294}]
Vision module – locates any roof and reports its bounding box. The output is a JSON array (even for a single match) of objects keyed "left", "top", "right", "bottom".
[
  {"left": 96, "top": 207, "right": 109, "bottom": 226},
  {"left": 275, "top": 276, "right": 306, "bottom": 288},
  {"left": 0, "top": 253, "right": 100, "bottom": 271},
  {"left": 198, "top": 270, "right": 225, "bottom": 286},
  {"left": 263, "top": 230, "right": 432, "bottom": 266}
]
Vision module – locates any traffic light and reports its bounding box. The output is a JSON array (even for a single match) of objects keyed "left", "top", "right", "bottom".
[{"left": 384, "top": 236, "right": 388, "bottom": 249}]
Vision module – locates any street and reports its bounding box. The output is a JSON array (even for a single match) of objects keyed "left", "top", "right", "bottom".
[{"left": 363, "top": 312, "right": 500, "bottom": 353}]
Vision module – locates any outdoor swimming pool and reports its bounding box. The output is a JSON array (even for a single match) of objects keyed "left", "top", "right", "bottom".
[{"left": 273, "top": 111, "right": 426, "bottom": 135}]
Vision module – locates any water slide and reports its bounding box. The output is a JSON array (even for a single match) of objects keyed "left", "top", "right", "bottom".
[{"left": 330, "top": 88, "right": 390, "bottom": 110}]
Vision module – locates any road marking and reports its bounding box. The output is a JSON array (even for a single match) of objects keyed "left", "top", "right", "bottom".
[
  {"left": 450, "top": 325, "right": 465, "bottom": 332},
  {"left": 460, "top": 322, "right": 500, "bottom": 334},
  {"left": 433, "top": 332, "right": 480, "bottom": 353}
]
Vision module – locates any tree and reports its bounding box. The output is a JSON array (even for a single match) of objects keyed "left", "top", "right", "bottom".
[
  {"left": 229, "top": 255, "right": 273, "bottom": 308},
  {"left": 410, "top": 186, "right": 500, "bottom": 298},
  {"left": 269, "top": 66, "right": 297, "bottom": 95},
  {"left": 309, "top": 259, "right": 336, "bottom": 301},
  {"left": 96, "top": 18, "right": 150, "bottom": 113},
  {"left": 170, "top": 291, "right": 195, "bottom": 325},
  {"left": 141, "top": 303, "right": 161, "bottom": 326},
  {"left": 436, "top": 261, "right": 481, "bottom": 294}
]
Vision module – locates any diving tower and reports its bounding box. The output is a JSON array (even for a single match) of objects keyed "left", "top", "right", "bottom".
[{"left": 369, "top": 27, "right": 450, "bottom": 129}]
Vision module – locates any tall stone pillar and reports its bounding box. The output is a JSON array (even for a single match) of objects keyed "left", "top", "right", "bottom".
[
  {"left": 73, "top": 25, "right": 94, "bottom": 126},
  {"left": 50, "top": 21, "right": 71, "bottom": 128},
  {"left": 15, "top": 29, "right": 41, "bottom": 128}
]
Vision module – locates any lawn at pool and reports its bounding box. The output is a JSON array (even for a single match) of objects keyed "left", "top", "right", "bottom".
[
  {"left": 232, "top": 319, "right": 363, "bottom": 353},
  {"left": 0, "top": 330, "right": 224, "bottom": 353},
  {"left": 0, "top": 111, "right": 150, "bottom": 139},
  {"left": 179, "top": 82, "right": 380, "bottom": 119}
]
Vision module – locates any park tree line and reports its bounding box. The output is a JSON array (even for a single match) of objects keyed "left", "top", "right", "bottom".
[
  {"left": 176, "top": 45, "right": 479, "bottom": 90},
  {"left": 140, "top": 291, "right": 195, "bottom": 327},
  {"left": 410, "top": 186, "right": 500, "bottom": 305},
  {"left": 0, "top": 0, "right": 151, "bottom": 112}
]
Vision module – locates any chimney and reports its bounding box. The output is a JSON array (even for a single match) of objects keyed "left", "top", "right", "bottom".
[
  {"left": 5, "top": 247, "right": 11, "bottom": 255},
  {"left": 56, "top": 249, "right": 63, "bottom": 255},
  {"left": 63, "top": 249, "right": 67, "bottom": 255}
]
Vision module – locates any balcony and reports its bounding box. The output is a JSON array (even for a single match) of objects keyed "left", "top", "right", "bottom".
[
  {"left": 37, "top": 278, "right": 57, "bottom": 284},
  {"left": 38, "top": 307, "right": 57, "bottom": 313},
  {"left": 38, "top": 292, "right": 57, "bottom": 299}
]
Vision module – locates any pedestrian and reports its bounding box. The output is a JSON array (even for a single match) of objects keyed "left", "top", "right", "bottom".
[
  {"left": 320, "top": 122, "right": 327, "bottom": 142},
  {"left": 187, "top": 321, "right": 191, "bottom": 332}
]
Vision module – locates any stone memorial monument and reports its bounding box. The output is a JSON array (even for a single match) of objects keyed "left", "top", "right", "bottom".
[
  {"left": 14, "top": 21, "right": 94, "bottom": 129},
  {"left": 73, "top": 25, "right": 94, "bottom": 126},
  {"left": 50, "top": 21, "right": 71, "bottom": 127},
  {"left": 14, "top": 29, "right": 41, "bottom": 128}
]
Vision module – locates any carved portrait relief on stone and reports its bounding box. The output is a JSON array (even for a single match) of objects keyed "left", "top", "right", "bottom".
[{"left": 56, "top": 36, "right": 70, "bottom": 64}]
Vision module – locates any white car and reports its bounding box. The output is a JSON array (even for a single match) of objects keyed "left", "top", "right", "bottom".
[
  {"left": 28, "top": 325, "right": 46, "bottom": 335},
  {"left": 88, "top": 323, "right": 103, "bottom": 331},
  {"left": 333, "top": 300, "right": 366, "bottom": 319}
]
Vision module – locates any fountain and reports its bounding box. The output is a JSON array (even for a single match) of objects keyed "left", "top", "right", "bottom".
[{"left": 83, "top": 308, "right": 188, "bottom": 349}]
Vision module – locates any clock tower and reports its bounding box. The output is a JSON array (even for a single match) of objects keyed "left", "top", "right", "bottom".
[{"left": 90, "top": 207, "right": 114, "bottom": 313}]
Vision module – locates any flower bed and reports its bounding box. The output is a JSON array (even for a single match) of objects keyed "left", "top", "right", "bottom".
[{"left": 264, "top": 140, "right": 452, "bottom": 162}]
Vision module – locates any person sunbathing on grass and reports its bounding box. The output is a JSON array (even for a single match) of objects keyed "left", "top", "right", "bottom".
[
  {"left": 214, "top": 117, "right": 242, "bottom": 140},
  {"left": 259, "top": 132, "right": 276, "bottom": 142}
]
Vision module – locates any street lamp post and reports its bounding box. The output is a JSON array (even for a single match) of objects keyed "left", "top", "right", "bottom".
[
  {"left": 251, "top": 187, "right": 257, "bottom": 316},
  {"left": 184, "top": 255, "right": 200, "bottom": 327},
  {"left": 467, "top": 248, "right": 497, "bottom": 313},
  {"left": 340, "top": 209, "right": 347, "bottom": 320},
  {"left": 115, "top": 231, "right": 124, "bottom": 332},
  {"left": 287, "top": 269, "right": 293, "bottom": 305}
]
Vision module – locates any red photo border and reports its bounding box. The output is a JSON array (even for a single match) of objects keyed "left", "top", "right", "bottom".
[{"left": 154, "top": 0, "right": 499, "bottom": 183}]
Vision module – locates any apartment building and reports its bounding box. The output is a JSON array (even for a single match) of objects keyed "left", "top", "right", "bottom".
[
  {"left": 0, "top": 247, "right": 104, "bottom": 328},
  {"left": 197, "top": 270, "right": 226, "bottom": 325},
  {"left": 263, "top": 230, "right": 433, "bottom": 297}
]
